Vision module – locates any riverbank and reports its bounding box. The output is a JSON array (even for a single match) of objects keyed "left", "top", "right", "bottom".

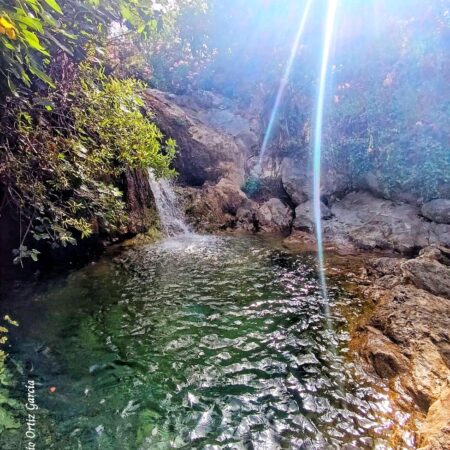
[{"left": 298, "top": 244, "right": 450, "bottom": 450}]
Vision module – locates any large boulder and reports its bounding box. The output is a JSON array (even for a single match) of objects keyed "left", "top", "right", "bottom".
[
  {"left": 255, "top": 198, "right": 293, "bottom": 233},
  {"left": 293, "top": 200, "right": 332, "bottom": 232},
  {"left": 280, "top": 157, "right": 309, "bottom": 206},
  {"left": 280, "top": 157, "right": 350, "bottom": 207},
  {"left": 422, "top": 199, "right": 450, "bottom": 224},
  {"left": 181, "top": 179, "right": 249, "bottom": 231},
  {"left": 144, "top": 89, "right": 259, "bottom": 188},
  {"left": 322, "top": 191, "right": 433, "bottom": 254},
  {"left": 401, "top": 250, "right": 450, "bottom": 298}
]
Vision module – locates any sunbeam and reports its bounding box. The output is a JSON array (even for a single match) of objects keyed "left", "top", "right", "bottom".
[
  {"left": 256, "top": 0, "right": 314, "bottom": 172},
  {"left": 313, "top": 0, "right": 339, "bottom": 308}
]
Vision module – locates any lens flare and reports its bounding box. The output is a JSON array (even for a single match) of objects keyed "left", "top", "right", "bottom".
[
  {"left": 256, "top": 0, "right": 313, "bottom": 171},
  {"left": 313, "top": 0, "right": 339, "bottom": 307}
]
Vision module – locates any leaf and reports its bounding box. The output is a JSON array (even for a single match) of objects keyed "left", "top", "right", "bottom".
[
  {"left": 3, "top": 316, "right": 18, "bottom": 327},
  {"left": 44, "top": 0, "right": 63, "bottom": 14},
  {"left": 22, "top": 29, "right": 49, "bottom": 55},
  {"left": 28, "top": 63, "right": 55, "bottom": 88}
]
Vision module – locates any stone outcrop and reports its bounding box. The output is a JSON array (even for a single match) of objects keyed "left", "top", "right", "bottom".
[
  {"left": 422, "top": 199, "right": 450, "bottom": 224},
  {"left": 143, "top": 89, "right": 450, "bottom": 253},
  {"left": 293, "top": 200, "right": 332, "bottom": 232},
  {"left": 354, "top": 247, "right": 450, "bottom": 449},
  {"left": 284, "top": 190, "right": 450, "bottom": 255},
  {"left": 144, "top": 89, "right": 258, "bottom": 187},
  {"left": 123, "top": 169, "right": 158, "bottom": 234}
]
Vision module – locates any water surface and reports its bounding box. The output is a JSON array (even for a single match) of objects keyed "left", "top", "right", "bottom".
[{"left": 1, "top": 235, "right": 406, "bottom": 449}]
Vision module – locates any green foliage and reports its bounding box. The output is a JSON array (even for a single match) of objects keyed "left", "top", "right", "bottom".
[
  {"left": 73, "top": 64, "right": 176, "bottom": 176},
  {"left": 0, "top": 65, "right": 176, "bottom": 264},
  {"left": 0, "top": 0, "right": 61, "bottom": 91},
  {"left": 242, "top": 177, "right": 261, "bottom": 198},
  {"left": 0, "top": 315, "right": 20, "bottom": 434},
  {"left": 0, "top": 0, "right": 188, "bottom": 95}
]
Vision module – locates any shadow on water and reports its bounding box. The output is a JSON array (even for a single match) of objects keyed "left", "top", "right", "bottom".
[{"left": 0, "top": 234, "right": 412, "bottom": 449}]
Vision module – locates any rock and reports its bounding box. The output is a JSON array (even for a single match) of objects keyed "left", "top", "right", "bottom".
[
  {"left": 366, "top": 257, "right": 405, "bottom": 277},
  {"left": 356, "top": 271, "right": 450, "bottom": 447},
  {"left": 255, "top": 198, "right": 293, "bottom": 233},
  {"left": 359, "top": 326, "right": 409, "bottom": 378},
  {"left": 236, "top": 203, "right": 259, "bottom": 232},
  {"left": 123, "top": 169, "right": 158, "bottom": 234},
  {"left": 144, "top": 89, "right": 259, "bottom": 187},
  {"left": 422, "top": 199, "right": 450, "bottom": 224},
  {"left": 182, "top": 179, "right": 248, "bottom": 231},
  {"left": 430, "top": 223, "right": 450, "bottom": 248},
  {"left": 323, "top": 191, "right": 433, "bottom": 254},
  {"left": 364, "top": 171, "right": 385, "bottom": 198},
  {"left": 280, "top": 158, "right": 349, "bottom": 207},
  {"left": 419, "top": 384, "right": 450, "bottom": 450},
  {"left": 402, "top": 257, "right": 450, "bottom": 298},
  {"left": 280, "top": 157, "right": 309, "bottom": 206},
  {"left": 293, "top": 200, "right": 332, "bottom": 232},
  {"left": 283, "top": 231, "right": 318, "bottom": 252}
]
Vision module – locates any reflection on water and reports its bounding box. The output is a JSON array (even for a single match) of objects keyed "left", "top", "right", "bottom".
[{"left": 1, "top": 235, "right": 409, "bottom": 449}]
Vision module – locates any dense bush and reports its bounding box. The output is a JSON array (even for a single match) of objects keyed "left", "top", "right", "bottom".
[{"left": 0, "top": 65, "right": 175, "bottom": 264}]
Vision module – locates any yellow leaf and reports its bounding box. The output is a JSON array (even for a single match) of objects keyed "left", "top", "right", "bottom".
[
  {"left": 6, "top": 28, "right": 16, "bottom": 40},
  {"left": 3, "top": 315, "right": 19, "bottom": 327},
  {"left": 0, "top": 17, "right": 15, "bottom": 30}
]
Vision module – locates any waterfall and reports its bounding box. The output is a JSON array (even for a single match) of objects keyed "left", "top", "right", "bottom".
[{"left": 148, "top": 170, "right": 191, "bottom": 236}]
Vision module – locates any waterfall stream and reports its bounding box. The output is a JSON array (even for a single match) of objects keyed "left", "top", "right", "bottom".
[{"left": 148, "top": 169, "right": 191, "bottom": 236}]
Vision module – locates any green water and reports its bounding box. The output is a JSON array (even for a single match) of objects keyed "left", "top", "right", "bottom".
[{"left": 1, "top": 235, "right": 405, "bottom": 449}]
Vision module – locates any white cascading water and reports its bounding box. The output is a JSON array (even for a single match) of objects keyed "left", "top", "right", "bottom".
[{"left": 147, "top": 169, "right": 191, "bottom": 236}]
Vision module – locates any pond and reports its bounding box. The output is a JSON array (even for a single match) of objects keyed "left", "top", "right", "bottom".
[{"left": 1, "top": 234, "right": 408, "bottom": 449}]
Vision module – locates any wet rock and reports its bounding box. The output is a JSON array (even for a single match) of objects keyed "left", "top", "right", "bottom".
[
  {"left": 359, "top": 326, "right": 409, "bottom": 378},
  {"left": 422, "top": 199, "right": 450, "bottom": 224},
  {"left": 123, "top": 169, "right": 158, "bottom": 234},
  {"left": 236, "top": 203, "right": 259, "bottom": 232},
  {"left": 255, "top": 198, "right": 293, "bottom": 233},
  {"left": 282, "top": 231, "right": 318, "bottom": 252},
  {"left": 293, "top": 200, "right": 332, "bottom": 232},
  {"left": 182, "top": 179, "right": 248, "bottom": 231}
]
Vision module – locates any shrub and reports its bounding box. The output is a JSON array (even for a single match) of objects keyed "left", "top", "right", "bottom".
[{"left": 0, "top": 65, "right": 176, "bottom": 264}]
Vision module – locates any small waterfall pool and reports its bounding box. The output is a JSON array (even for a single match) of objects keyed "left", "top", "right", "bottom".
[{"left": 0, "top": 234, "right": 411, "bottom": 449}]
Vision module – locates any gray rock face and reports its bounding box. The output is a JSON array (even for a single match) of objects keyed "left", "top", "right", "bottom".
[
  {"left": 293, "top": 200, "right": 332, "bottom": 232},
  {"left": 280, "top": 158, "right": 349, "bottom": 207},
  {"left": 422, "top": 199, "right": 450, "bottom": 224},
  {"left": 280, "top": 157, "right": 309, "bottom": 206},
  {"left": 323, "top": 191, "right": 433, "bottom": 254},
  {"left": 144, "top": 89, "right": 258, "bottom": 187}
]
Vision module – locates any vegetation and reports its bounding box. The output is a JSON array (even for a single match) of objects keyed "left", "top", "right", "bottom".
[
  {"left": 0, "top": 0, "right": 188, "bottom": 263},
  {"left": 1, "top": 64, "right": 175, "bottom": 264}
]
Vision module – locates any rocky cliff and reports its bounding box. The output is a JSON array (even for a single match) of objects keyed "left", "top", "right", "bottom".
[{"left": 144, "top": 88, "right": 450, "bottom": 252}]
